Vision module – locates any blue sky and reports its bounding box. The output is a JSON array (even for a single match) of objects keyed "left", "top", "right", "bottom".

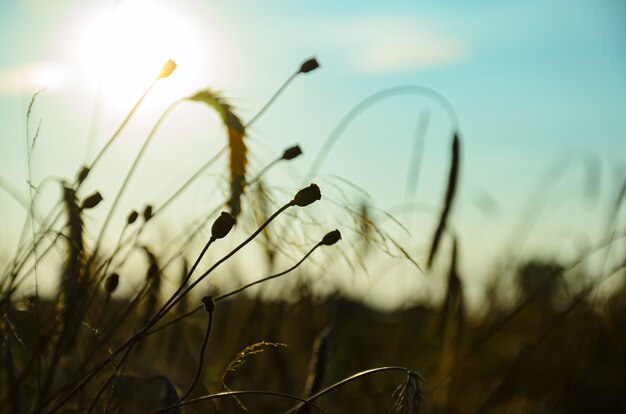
[{"left": 1, "top": 0, "right": 625, "bottom": 308}]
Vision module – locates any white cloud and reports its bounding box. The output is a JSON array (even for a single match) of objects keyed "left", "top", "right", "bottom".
[{"left": 326, "top": 17, "right": 468, "bottom": 73}]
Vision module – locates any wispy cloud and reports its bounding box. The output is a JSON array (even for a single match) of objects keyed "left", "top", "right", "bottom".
[
  {"left": 325, "top": 16, "right": 469, "bottom": 73},
  {"left": 0, "top": 62, "right": 66, "bottom": 95}
]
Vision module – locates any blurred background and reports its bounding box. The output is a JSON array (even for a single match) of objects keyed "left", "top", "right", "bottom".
[{"left": 0, "top": 1, "right": 625, "bottom": 412}]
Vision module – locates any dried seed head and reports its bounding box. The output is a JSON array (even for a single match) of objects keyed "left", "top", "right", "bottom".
[
  {"left": 105, "top": 273, "right": 119, "bottom": 294},
  {"left": 81, "top": 192, "right": 103, "bottom": 209},
  {"left": 292, "top": 183, "right": 321, "bottom": 207},
  {"left": 391, "top": 371, "right": 425, "bottom": 414},
  {"left": 76, "top": 166, "right": 90, "bottom": 184},
  {"left": 211, "top": 211, "right": 236, "bottom": 240},
  {"left": 299, "top": 57, "right": 320, "bottom": 74},
  {"left": 321, "top": 229, "right": 341, "bottom": 246},
  {"left": 127, "top": 210, "right": 139, "bottom": 225},
  {"left": 282, "top": 145, "right": 303, "bottom": 161},
  {"left": 143, "top": 205, "right": 154, "bottom": 222},
  {"left": 201, "top": 296, "right": 215, "bottom": 314},
  {"left": 158, "top": 59, "right": 177, "bottom": 79}
]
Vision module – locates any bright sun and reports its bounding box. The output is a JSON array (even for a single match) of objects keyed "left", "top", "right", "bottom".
[{"left": 75, "top": 1, "right": 204, "bottom": 106}]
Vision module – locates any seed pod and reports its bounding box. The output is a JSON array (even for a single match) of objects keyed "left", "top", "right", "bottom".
[
  {"left": 127, "top": 210, "right": 139, "bottom": 225},
  {"left": 211, "top": 211, "right": 236, "bottom": 240},
  {"left": 105, "top": 273, "right": 119, "bottom": 294},
  {"left": 81, "top": 192, "right": 103, "bottom": 209},
  {"left": 299, "top": 57, "right": 320, "bottom": 74},
  {"left": 321, "top": 229, "right": 341, "bottom": 246},
  {"left": 292, "top": 184, "right": 321, "bottom": 207},
  {"left": 76, "top": 166, "right": 90, "bottom": 184},
  {"left": 143, "top": 205, "right": 154, "bottom": 222},
  {"left": 201, "top": 296, "right": 215, "bottom": 314},
  {"left": 158, "top": 59, "right": 177, "bottom": 79},
  {"left": 282, "top": 145, "right": 303, "bottom": 161}
]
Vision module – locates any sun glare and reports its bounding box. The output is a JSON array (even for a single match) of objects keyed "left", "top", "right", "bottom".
[{"left": 75, "top": 1, "right": 205, "bottom": 106}]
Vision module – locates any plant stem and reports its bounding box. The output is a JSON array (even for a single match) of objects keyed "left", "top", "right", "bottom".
[
  {"left": 92, "top": 98, "right": 182, "bottom": 260},
  {"left": 151, "top": 390, "right": 329, "bottom": 414},
  {"left": 215, "top": 243, "right": 320, "bottom": 302},
  {"left": 179, "top": 310, "right": 213, "bottom": 402},
  {"left": 283, "top": 366, "right": 412, "bottom": 414},
  {"left": 82, "top": 80, "right": 158, "bottom": 188},
  {"left": 245, "top": 72, "right": 298, "bottom": 129}
]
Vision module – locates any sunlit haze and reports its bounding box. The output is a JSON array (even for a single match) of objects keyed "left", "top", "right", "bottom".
[
  {"left": 73, "top": 1, "right": 205, "bottom": 106},
  {"left": 0, "top": 0, "right": 625, "bottom": 310}
]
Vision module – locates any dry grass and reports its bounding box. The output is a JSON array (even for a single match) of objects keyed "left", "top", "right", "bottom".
[{"left": 0, "top": 47, "right": 624, "bottom": 414}]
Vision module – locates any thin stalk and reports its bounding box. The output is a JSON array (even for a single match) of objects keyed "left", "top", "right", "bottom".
[
  {"left": 159, "top": 202, "right": 293, "bottom": 317},
  {"left": 215, "top": 243, "right": 321, "bottom": 302},
  {"left": 245, "top": 72, "right": 298, "bottom": 128},
  {"left": 179, "top": 310, "right": 213, "bottom": 402},
  {"left": 83, "top": 80, "right": 158, "bottom": 187},
  {"left": 304, "top": 85, "right": 459, "bottom": 183},
  {"left": 153, "top": 237, "right": 215, "bottom": 322},
  {"left": 152, "top": 390, "right": 329, "bottom": 414},
  {"left": 92, "top": 98, "right": 182, "bottom": 259},
  {"left": 145, "top": 242, "right": 326, "bottom": 338},
  {"left": 283, "top": 366, "right": 413, "bottom": 414},
  {"left": 44, "top": 201, "right": 295, "bottom": 413}
]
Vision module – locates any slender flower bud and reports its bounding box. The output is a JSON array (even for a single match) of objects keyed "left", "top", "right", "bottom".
[
  {"left": 127, "top": 210, "right": 139, "bottom": 225},
  {"left": 292, "top": 183, "right": 321, "bottom": 207},
  {"left": 105, "top": 273, "right": 119, "bottom": 294},
  {"left": 81, "top": 192, "right": 103, "bottom": 209},
  {"left": 282, "top": 145, "right": 303, "bottom": 161},
  {"left": 201, "top": 296, "right": 215, "bottom": 314},
  {"left": 299, "top": 57, "right": 320, "bottom": 74},
  {"left": 158, "top": 59, "right": 177, "bottom": 79},
  {"left": 321, "top": 229, "right": 341, "bottom": 246},
  {"left": 76, "top": 166, "right": 90, "bottom": 184},
  {"left": 211, "top": 211, "right": 236, "bottom": 240},
  {"left": 143, "top": 205, "right": 154, "bottom": 222}
]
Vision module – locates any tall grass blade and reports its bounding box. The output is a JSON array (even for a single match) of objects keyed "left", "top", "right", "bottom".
[{"left": 427, "top": 132, "right": 460, "bottom": 269}]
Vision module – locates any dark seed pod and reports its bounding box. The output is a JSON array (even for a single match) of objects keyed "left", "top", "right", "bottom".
[
  {"left": 211, "top": 212, "right": 236, "bottom": 240},
  {"left": 321, "top": 229, "right": 341, "bottom": 246},
  {"left": 282, "top": 145, "right": 303, "bottom": 161},
  {"left": 127, "top": 210, "right": 139, "bottom": 225},
  {"left": 292, "top": 183, "right": 321, "bottom": 207},
  {"left": 143, "top": 205, "right": 154, "bottom": 222},
  {"left": 299, "top": 57, "right": 320, "bottom": 74},
  {"left": 81, "top": 192, "right": 103, "bottom": 209},
  {"left": 105, "top": 273, "right": 119, "bottom": 294},
  {"left": 201, "top": 296, "right": 215, "bottom": 314},
  {"left": 76, "top": 166, "right": 90, "bottom": 185},
  {"left": 158, "top": 59, "right": 177, "bottom": 79}
]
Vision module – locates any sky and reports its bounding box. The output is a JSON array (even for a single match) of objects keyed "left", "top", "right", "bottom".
[{"left": 1, "top": 0, "right": 625, "bottom": 310}]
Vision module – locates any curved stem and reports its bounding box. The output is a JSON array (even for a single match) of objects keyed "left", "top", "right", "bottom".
[
  {"left": 179, "top": 310, "right": 213, "bottom": 402},
  {"left": 215, "top": 243, "right": 320, "bottom": 302},
  {"left": 153, "top": 147, "right": 226, "bottom": 216},
  {"left": 151, "top": 390, "right": 329, "bottom": 414},
  {"left": 145, "top": 242, "right": 326, "bottom": 338},
  {"left": 283, "top": 366, "right": 412, "bottom": 414},
  {"left": 44, "top": 201, "right": 295, "bottom": 413},
  {"left": 83, "top": 80, "right": 158, "bottom": 187},
  {"left": 92, "top": 98, "right": 182, "bottom": 259},
  {"left": 153, "top": 237, "right": 215, "bottom": 322},
  {"left": 247, "top": 157, "right": 280, "bottom": 186},
  {"left": 158, "top": 201, "right": 294, "bottom": 318},
  {"left": 304, "top": 85, "right": 459, "bottom": 183},
  {"left": 245, "top": 72, "right": 298, "bottom": 129}
]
